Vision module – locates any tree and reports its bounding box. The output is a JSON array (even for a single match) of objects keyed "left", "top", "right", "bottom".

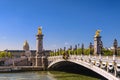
[
  {"left": 102, "top": 48, "right": 113, "bottom": 56},
  {"left": 50, "top": 51, "right": 54, "bottom": 56},
  {"left": 0, "top": 51, "right": 12, "bottom": 58},
  {"left": 84, "top": 49, "right": 90, "bottom": 55},
  {"left": 77, "top": 48, "right": 82, "bottom": 55},
  {"left": 7, "top": 52, "right": 12, "bottom": 58}
]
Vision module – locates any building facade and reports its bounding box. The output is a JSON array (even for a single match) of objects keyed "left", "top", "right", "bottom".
[{"left": 3, "top": 27, "right": 51, "bottom": 68}]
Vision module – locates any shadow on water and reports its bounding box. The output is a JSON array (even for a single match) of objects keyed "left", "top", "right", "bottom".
[{"left": 48, "top": 61, "right": 107, "bottom": 80}]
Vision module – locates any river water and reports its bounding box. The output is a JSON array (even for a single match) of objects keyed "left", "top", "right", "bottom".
[{"left": 0, "top": 71, "right": 99, "bottom": 80}]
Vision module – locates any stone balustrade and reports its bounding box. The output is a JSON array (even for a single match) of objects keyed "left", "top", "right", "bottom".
[{"left": 48, "top": 55, "right": 120, "bottom": 79}]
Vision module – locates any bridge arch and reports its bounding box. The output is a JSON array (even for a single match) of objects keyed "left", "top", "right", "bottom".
[{"left": 48, "top": 58, "right": 119, "bottom": 80}]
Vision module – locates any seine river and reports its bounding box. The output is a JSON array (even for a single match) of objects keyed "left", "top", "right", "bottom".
[{"left": 0, "top": 71, "right": 100, "bottom": 80}]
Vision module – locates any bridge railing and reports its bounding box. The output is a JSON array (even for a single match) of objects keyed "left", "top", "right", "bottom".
[{"left": 48, "top": 54, "right": 120, "bottom": 78}]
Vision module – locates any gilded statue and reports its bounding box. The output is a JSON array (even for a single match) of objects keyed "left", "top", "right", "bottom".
[
  {"left": 38, "top": 27, "right": 42, "bottom": 35},
  {"left": 95, "top": 30, "right": 101, "bottom": 37}
]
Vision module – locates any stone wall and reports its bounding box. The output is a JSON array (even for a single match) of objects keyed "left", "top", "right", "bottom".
[{"left": 15, "top": 58, "right": 30, "bottom": 66}]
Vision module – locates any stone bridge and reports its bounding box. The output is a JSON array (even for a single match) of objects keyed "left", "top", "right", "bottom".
[{"left": 48, "top": 55, "right": 120, "bottom": 80}]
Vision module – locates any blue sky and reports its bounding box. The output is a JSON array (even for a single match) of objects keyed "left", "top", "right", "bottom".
[{"left": 0, "top": 0, "right": 120, "bottom": 50}]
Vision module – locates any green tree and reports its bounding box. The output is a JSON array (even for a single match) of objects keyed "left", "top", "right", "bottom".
[
  {"left": 84, "top": 49, "right": 89, "bottom": 55},
  {"left": 2, "top": 52, "right": 12, "bottom": 58},
  {"left": 77, "top": 48, "right": 82, "bottom": 55},
  {"left": 102, "top": 48, "right": 113, "bottom": 56},
  {"left": 7, "top": 52, "right": 12, "bottom": 58},
  {"left": 50, "top": 52, "right": 54, "bottom": 56}
]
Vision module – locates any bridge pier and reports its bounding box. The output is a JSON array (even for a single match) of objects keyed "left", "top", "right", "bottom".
[{"left": 41, "top": 55, "right": 48, "bottom": 70}]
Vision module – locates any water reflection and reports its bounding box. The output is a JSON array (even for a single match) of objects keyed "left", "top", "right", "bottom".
[
  {"left": 0, "top": 72, "right": 53, "bottom": 80},
  {"left": 0, "top": 71, "right": 98, "bottom": 80}
]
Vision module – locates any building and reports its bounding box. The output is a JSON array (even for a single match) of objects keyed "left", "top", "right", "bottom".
[{"left": 3, "top": 27, "right": 51, "bottom": 67}]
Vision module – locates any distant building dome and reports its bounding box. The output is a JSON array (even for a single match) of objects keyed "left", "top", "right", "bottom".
[{"left": 23, "top": 40, "right": 29, "bottom": 51}]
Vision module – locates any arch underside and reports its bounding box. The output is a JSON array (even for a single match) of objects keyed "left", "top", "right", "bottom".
[
  {"left": 48, "top": 60, "right": 107, "bottom": 79},
  {"left": 48, "top": 60, "right": 118, "bottom": 80}
]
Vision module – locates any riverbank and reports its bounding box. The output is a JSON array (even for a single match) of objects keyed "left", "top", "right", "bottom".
[{"left": 0, "top": 66, "right": 44, "bottom": 72}]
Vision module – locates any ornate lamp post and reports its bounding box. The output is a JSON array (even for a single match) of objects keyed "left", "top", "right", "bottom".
[
  {"left": 60, "top": 48, "right": 62, "bottom": 55},
  {"left": 98, "top": 40, "right": 103, "bottom": 61},
  {"left": 113, "top": 39, "right": 118, "bottom": 76},
  {"left": 81, "top": 43, "right": 84, "bottom": 55},
  {"left": 89, "top": 42, "right": 93, "bottom": 55},
  {"left": 75, "top": 45, "right": 77, "bottom": 55},
  {"left": 64, "top": 47, "right": 66, "bottom": 52},
  {"left": 113, "top": 39, "right": 118, "bottom": 56},
  {"left": 55, "top": 49, "right": 56, "bottom": 56},
  {"left": 70, "top": 45, "right": 72, "bottom": 50},
  {"left": 89, "top": 42, "right": 93, "bottom": 62},
  {"left": 69, "top": 46, "right": 72, "bottom": 55}
]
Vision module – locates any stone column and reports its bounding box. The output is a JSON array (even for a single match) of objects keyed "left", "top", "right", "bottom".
[
  {"left": 113, "top": 39, "right": 118, "bottom": 56},
  {"left": 94, "top": 36, "right": 102, "bottom": 55},
  {"left": 36, "top": 27, "right": 44, "bottom": 66},
  {"left": 81, "top": 43, "right": 84, "bottom": 55},
  {"left": 36, "top": 34, "right": 43, "bottom": 55},
  {"left": 89, "top": 42, "right": 93, "bottom": 55}
]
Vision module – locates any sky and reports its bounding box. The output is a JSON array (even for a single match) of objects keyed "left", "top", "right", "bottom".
[{"left": 0, "top": 0, "right": 120, "bottom": 50}]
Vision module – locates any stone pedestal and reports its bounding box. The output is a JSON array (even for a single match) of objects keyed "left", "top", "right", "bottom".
[
  {"left": 94, "top": 36, "right": 101, "bottom": 55},
  {"left": 30, "top": 56, "right": 47, "bottom": 69},
  {"left": 36, "top": 34, "right": 43, "bottom": 54},
  {"left": 34, "top": 27, "right": 48, "bottom": 70},
  {"left": 36, "top": 31, "right": 44, "bottom": 67}
]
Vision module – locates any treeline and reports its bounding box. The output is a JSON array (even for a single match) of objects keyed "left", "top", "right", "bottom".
[
  {"left": 50, "top": 48, "right": 113, "bottom": 56},
  {"left": 0, "top": 51, "right": 12, "bottom": 58}
]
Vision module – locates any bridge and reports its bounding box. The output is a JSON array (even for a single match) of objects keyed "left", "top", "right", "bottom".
[
  {"left": 0, "top": 28, "right": 119, "bottom": 80},
  {"left": 45, "top": 30, "right": 120, "bottom": 80},
  {"left": 1, "top": 53, "right": 120, "bottom": 79},
  {"left": 48, "top": 54, "right": 120, "bottom": 80},
  {"left": 2, "top": 49, "right": 120, "bottom": 80}
]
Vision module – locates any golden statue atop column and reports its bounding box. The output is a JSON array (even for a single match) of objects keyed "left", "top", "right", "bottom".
[
  {"left": 38, "top": 27, "right": 42, "bottom": 35},
  {"left": 94, "top": 30, "right": 101, "bottom": 37},
  {"left": 94, "top": 29, "right": 102, "bottom": 55},
  {"left": 36, "top": 26, "right": 44, "bottom": 66}
]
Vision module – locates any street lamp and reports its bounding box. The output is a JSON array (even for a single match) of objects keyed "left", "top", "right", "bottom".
[
  {"left": 81, "top": 43, "right": 84, "bottom": 55},
  {"left": 113, "top": 39, "right": 118, "bottom": 56},
  {"left": 89, "top": 42, "right": 93, "bottom": 55},
  {"left": 113, "top": 39, "right": 118, "bottom": 76}
]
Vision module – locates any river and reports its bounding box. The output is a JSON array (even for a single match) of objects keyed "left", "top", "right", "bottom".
[{"left": 0, "top": 71, "right": 100, "bottom": 80}]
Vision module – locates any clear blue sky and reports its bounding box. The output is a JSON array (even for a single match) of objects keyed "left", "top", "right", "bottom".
[{"left": 0, "top": 0, "right": 120, "bottom": 50}]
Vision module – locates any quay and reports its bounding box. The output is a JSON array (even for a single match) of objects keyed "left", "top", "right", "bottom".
[{"left": 0, "top": 66, "right": 44, "bottom": 72}]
